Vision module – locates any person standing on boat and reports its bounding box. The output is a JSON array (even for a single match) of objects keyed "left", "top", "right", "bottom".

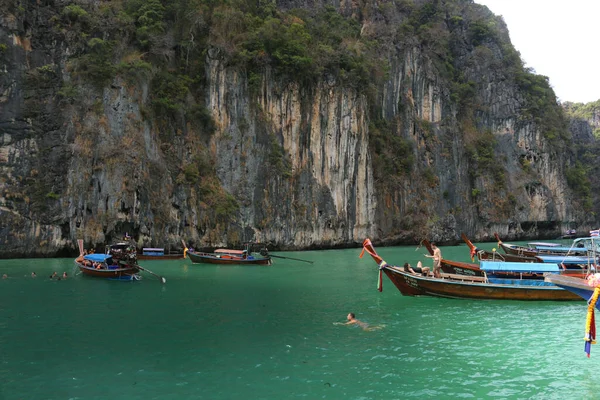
[{"left": 425, "top": 244, "right": 442, "bottom": 278}]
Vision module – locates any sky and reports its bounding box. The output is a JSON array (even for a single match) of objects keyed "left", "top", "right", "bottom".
[{"left": 475, "top": 0, "right": 600, "bottom": 104}]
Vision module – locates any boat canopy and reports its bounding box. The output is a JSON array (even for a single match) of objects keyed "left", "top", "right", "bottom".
[
  {"left": 536, "top": 255, "right": 592, "bottom": 264},
  {"left": 535, "top": 245, "right": 588, "bottom": 253},
  {"left": 84, "top": 254, "right": 112, "bottom": 263},
  {"left": 529, "top": 242, "right": 561, "bottom": 247},
  {"left": 214, "top": 249, "right": 246, "bottom": 255},
  {"left": 572, "top": 237, "right": 600, "bottom": 252},
  {"left": 480, "top": 261, "right": 560, "bottom": 273}
]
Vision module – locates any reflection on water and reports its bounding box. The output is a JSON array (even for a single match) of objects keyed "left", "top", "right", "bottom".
[{"left": 0, "top": 243, "right": 594, "bottom": 399}]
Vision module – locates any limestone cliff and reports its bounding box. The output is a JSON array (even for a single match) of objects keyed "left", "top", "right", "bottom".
[{"left": 0, "top": 0, "right": 597, "bottom": 257}]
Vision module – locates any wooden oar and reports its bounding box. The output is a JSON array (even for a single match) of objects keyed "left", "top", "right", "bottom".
[
  {"left": 137, "top": 265, "right": 166, "bottom": 284},
  {"left": 269, "top": 254, "right": 313, "bottom": 264}
]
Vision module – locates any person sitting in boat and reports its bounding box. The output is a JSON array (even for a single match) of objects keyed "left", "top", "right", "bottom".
[{"left": 403, "top": 262, "right": 430, "bottom": 276}]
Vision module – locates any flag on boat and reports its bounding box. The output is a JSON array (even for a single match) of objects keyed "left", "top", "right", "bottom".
[{"left": 591, "top": 230, "right": 600, "bottom": 237}]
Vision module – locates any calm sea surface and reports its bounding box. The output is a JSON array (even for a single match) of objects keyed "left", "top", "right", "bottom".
[{"left": 0, "top": 240, "right": 598, "bottom": 399}]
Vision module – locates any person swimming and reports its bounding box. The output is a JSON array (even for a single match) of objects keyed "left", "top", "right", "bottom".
[{"left": 334, "top": 313, "right": 384, "bottom": 331}]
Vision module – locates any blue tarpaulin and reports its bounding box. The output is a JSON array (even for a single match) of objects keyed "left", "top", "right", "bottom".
[
  {"left": 480, "top": 261, "right": 560, "bottom": 273},
  {"left": 83, "top": 254, "right": 112, "bottom": 262},
  {"left": 535, "top": 245, "right": 587, "bottom": 253},
  {"left": 537, "top": 255, "right": 591, "bottom": 264}
]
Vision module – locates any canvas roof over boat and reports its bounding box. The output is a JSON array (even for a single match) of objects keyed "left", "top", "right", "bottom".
[
  {"left": 480, "top": 261, "right": 560, "bottom": 273},
  {"left": 84, "top": 254, "right": 112, "bottom": 262},
  {"left": 572, "top": 237, "right": 600, "bottom": 252},
  {"left": 214, "top": 249, "right": 246, "bottom": 255},
  {"left": 536, "top": 255, "right": 592, "bottom": 264},
  {"left": 534, "top": 245, "right": 588, "bottom": 253},
  {"left": 529, "top": 242, "right": 561, "bottom": 247}
]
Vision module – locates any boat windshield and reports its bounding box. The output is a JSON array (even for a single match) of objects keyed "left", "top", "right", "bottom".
[{"left": 572, "top": 237, "right": 600, "bottom": 253}]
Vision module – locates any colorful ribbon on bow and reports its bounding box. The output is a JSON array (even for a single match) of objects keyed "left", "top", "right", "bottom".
[{"left": 585, "top": 286, "right": 600, "bottom": 357}]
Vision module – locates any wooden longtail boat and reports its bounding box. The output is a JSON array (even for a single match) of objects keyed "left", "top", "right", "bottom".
[
  {"left": 494, "top": 233, "right": 589, "bottom": 257},
  {"left": 74, "top": 240, "right": 166, "bottom": 283},
  {"left": 462, "top": 233, "right": 589, "bottom": 279},
  {"left": 187, "top": 251, "right": 272, "bottom": 265},
  {"left": 187, "top": 243, "right": 272, "bottom": 265},
  {"left": 360, "top": 239, "right": 582, "bottom": 301},
  {"left": 462, "top": 233, "right": 542, "bottom": 263},
  {"left": 75, "top": 253, "right": 141, "bottom": 281}
]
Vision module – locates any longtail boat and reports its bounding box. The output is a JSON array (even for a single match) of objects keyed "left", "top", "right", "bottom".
[
  {"left": 462, "top": 233, "right": 590, "bottom": 278},
  {"left": 137, "top": 247, "right": 186, "bottom": 260},
  {"left": 187, "top": 243, "right": 272, "bottom": 265},
  {"left": 74, "top": 239, "right": 166, "bottom": 283},
  {"left": 360, "top": 239, "right": 582, "bottom": 301},
  {"left": 462, "top": 233, "right": 542, "bottom": 263},
  {"left": 75, "top": 253, "right": 141, "bottom": 281},
  {"left": 494, "top": 233, "right": 590, "bottom": 257},
  {"left": 187, "top": 251, "right": 272, "bottom": 265}
]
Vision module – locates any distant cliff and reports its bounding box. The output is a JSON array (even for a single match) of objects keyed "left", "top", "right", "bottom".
[{"left": 0, "top": 0, "right": 598, "bottom": 257}]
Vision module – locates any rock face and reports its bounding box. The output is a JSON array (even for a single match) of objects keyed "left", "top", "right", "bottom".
[{"left": 0, "top": 0, "right": 597, "bottom": 257}]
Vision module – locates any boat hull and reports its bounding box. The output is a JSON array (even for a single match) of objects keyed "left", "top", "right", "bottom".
[
  {"left": 384, "top": 266, "right": 581, "bottom": 301},
  {"left": 545, "top": 274, "right": 600, "bottom": 307},
  {"left": 187, "top": 251, "right": 271, "bottom": 265}
]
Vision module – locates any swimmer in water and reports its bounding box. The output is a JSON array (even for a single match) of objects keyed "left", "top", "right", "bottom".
[{"left": 334, "top": 313, "right": 384, "bottom": 331}]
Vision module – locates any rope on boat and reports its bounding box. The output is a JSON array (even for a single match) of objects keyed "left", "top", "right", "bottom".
[
  {"left": 585, "top": 286, "right": 600, "bottom": 357},
  {"left": 377, "top": 260, "right": 387, "bottom": 292}
]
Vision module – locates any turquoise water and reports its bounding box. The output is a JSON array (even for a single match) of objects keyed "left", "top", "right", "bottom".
[{"left": 0, "top": 241, "right": 597, "bottom": 399}]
